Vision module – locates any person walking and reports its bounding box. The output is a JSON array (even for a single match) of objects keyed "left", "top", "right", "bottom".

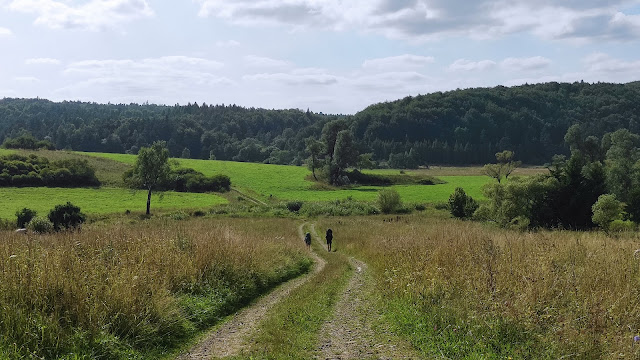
[
  {"left": 304, "top": 232, "right": 311, "bottom": 250},
  {"left": 326, "top": 228, "right": 333, "bottom": 252}
]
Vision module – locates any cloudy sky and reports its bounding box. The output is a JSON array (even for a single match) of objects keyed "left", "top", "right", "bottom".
[{"left": 1, "top": 0, "right": 640, "bottom": 114}]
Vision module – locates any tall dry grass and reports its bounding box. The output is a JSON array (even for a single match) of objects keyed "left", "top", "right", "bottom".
[
  {"left": 0, "top": 217, "right": 310, "bottom": 359},
  {"left": 320, "top": 215, "right": 640, "bottom": 358}
]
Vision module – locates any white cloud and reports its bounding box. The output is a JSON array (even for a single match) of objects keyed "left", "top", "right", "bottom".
[
  {"left": 195, "top": 0, "right": 640, "bottom": 42},
  {"left": 25, "top": 57, "right": 61, "bottom": 65},
  {"left": 244, "top": 72, "right": 339, "bottom": 86},
  {"left": 500, "top": 56, "right": 552, "bottom": 71},
  {"left": 8, "top": 0, "right": 154, "bottom": 31},
  {"left": 216, "top": 40, "right": 241, "bottom": 47},
  {"left": 244, "top": 55, "right": 293, "bottom": 69},
  {"left": 583, "top": 52, "right": 640, "bottom": 73},
  {"left": 57, "top": 56, "right": 229, "bottom": 102},
  {"left": 362, "top": 54, "right": 435, "bottom": 70},
  {"left": 0, "top": 27, "right": 12, "bottom": 36},
  {"left": 14, "top": 76, "right": 40, "bottom": 82},
  {"left": 448, "top": 59, "right": 497, "bottom": 72}
]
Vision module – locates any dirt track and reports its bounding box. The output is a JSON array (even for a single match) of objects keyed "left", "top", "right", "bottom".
[{"left": 176, "top": 223, "right": 326, "bottom": 360}]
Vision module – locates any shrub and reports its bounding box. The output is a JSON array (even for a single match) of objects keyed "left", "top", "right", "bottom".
[
  {"left": 608, "top": 220, "right": 636, "bottom": 232},
  {"left": 378, "top": 188, "right": 402, "bottom": 214},
  {"left": 16, "top": 208, "right": 37, "bottom": 228},
  {"left": 591, "top": 194, "right": 623, "bottom": 231},
  {"left": 286, "top": 201, "right": 304, "bottom": 212},
  {"left": 27, "top": 216, "right": 54, "bottom": 233},
  {"left": 48, "top": 202, "right": 86, "bottom": 231},
  {"left": 415, "top": 204, "right": 426, "bottom": 211},
  {"left": 448, "top": 187, "right": 479, "bottom": 219}
]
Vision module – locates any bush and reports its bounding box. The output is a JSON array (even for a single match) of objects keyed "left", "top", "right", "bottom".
[
  {"left": 608, "top": 220, "right": 636, "bottom": 232},
  {"left": 378, "top": 188, "right": 402, "bottom": 214},
  {"left": 592, "top": 194, "right": 623, "bottom": 231},
  {"left": 448, "top": 187, "right": 479, "bottom": 219},
  {"left": 16, "top": 208, "right": 37, "bottom": 228},
  {"left": 27, "top": 216, "right": 54, "bottom": 233},
  {"left": 415, "top": 204, "right": 426, "bottom": 211},
  {"left": 48, "top": 202, "right": 86, "bottom": 231},
  {"left": 286, "top": 201, "right": 304, "bottom": 212}
]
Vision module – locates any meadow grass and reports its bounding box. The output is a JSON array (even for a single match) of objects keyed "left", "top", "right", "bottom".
[
  {"left": 83, "top": 152, "right": 490, "bottom": 203},
  {"left": 234, "top": 224, "right": 352, "bottom": 359},
  {"left": 319, "top": 215, "right": 640, "bottom": 358},
  {"left": 0, "top": 187, "right": 227, "bottom": 219},
  {"left": 0, "top": 217, "right": 312, "bottom": 359}
]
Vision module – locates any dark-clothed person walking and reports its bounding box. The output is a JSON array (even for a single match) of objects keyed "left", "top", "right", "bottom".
[{"left": 326, "top": 229, "right": 333, "bottom": 252}]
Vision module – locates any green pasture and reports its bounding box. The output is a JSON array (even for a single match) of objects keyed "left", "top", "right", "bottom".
[
  {"left": 0, "top": 187, "right": 227, "bottom": 219},
  {"left": 83, "top": 152, "right": 489, "bottom": 203}
]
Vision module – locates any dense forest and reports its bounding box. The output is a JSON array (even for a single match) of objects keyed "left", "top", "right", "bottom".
[{"left": 1, "top": 81, "right": 639, "bottom": 166}]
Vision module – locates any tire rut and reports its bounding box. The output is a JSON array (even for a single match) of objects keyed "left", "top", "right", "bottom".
[
  {"left": 176, "top": 222, "right": 325, "bottom": 360},
  {"left": 313, "top": 226, "right": 420, "bottom": 360}
]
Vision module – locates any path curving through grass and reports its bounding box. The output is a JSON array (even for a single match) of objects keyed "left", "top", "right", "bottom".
[{"left": 175, "top": 223, "right": 325, "bottom": 360}]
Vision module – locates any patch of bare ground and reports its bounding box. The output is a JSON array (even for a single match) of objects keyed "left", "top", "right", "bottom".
[
  {"left": 314, "top": 225, "right": 420, "bottom": 360},
  {"left": 176, "top": 223, "right": 325, "bottom": 360}
]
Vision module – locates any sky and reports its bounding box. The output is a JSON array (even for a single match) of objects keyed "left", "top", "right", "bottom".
[{"left": 1, "top": 0, "right": 640, "bottom": 114}]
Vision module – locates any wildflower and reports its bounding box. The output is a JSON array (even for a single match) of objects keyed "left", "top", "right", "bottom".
[{"left": 634, "top": 335, "right": 640, "bottom": 342}]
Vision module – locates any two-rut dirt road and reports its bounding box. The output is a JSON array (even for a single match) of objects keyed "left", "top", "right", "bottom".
[{"left": 177, "top": 222, "right": 420, "bottom": 360}]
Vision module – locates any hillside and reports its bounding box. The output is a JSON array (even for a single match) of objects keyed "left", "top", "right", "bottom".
[{"left": 1, "top": 81, "right": 639, "bottom": 165}]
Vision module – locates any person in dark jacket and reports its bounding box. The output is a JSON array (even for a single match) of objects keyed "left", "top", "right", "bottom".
[
  {"left": 326, "top": 228, "right": 333, "bottom": 252},
  {"left": 304, "top": 232, "right": 311, "bottom": 250}
]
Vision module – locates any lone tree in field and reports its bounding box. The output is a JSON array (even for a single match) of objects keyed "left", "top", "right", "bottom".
[
  {"left": 128, "top": 141, "right": 171, "bottom": 215},
  {"left": 305, "top": 138, "right": 324, "bottom": 181},
  {"left": 483, "top": 150, "right": 522, "bottom": 183}
]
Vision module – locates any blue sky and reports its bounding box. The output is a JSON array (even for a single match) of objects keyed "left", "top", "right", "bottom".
[{"left": 1, "top": 0, "right": 639, "bottom": 114}]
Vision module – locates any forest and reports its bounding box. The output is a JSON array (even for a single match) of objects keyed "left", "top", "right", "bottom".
[{"left": 1, "top": 81, "right": 639, "bottom": 166}]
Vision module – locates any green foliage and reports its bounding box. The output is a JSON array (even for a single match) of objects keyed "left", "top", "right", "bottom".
[
  {"left": 2, "top": 133, "right": 55, "bottom": 150},
  {"left": 448, "top": 187, "right": 478, "bottom": 219},
  {"left": 378, "top": 188, "right": 402, "bottom": 214},
  {"left": 483, "top": 150, "right": 521, "bottom": 183},
  {"left": 0, "top": 154, "right": 99, "bottom": 187},
  {"left": 591, "top": 194, "right": 623, "bottom": 230},
  {"left": 15, "top": 207, "right": 36, "bottom": 228},
  {"left": 27, "top": 216, "right": 54, "bottom": 233},
  {"left": 299, "top": 199, "right": 379, "bottom": 216},
  {"left": 48, "top": 202, "right": 86, "bottom": 231},
  {"left": 128, "top": 141, "right": 171, "bottom": 215},
  {"left": 608, "top": 219, "right": 636, "bottom": 232}
]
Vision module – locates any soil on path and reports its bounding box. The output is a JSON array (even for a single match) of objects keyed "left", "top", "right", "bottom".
[
  {"left": 313, "top": 225, "right": 420, "bottom": 360},
  {"left": 176, "top": 223, "right": 326, "bottom": 360}
]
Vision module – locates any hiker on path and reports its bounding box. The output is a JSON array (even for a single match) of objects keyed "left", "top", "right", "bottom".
[
  {"left": 326, "top": 228, "right": 333, "bottom": 252},
  {"left": 304, "top": 232, "right": 311, "bottom": 250}
]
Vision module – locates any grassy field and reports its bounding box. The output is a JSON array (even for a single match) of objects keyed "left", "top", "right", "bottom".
[
  {"left": 0, "top": 217, "right": 311, "bottom": 359},
  {"left": 83, "top": 152, "right": 491, "bottom": 203},
  {"left": 318, "top": 215, "right": 640, "bottom": 359},
  {"left": 0, "top": 187, "right": 227, "bottom": 219}
]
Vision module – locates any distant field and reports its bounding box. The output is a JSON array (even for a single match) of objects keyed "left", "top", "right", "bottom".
[
  {"left": 84, "top": 152, "right": 490, "bottom": 203},
  {"left": 0, "top": 187, "right": 227, "bottom": 219}
]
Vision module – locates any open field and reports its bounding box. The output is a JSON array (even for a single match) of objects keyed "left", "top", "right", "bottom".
[
  {"left": 83, "top": 152, "right": 491, "bottom": 203},
  {"left": 0, "top": 217, "right": 311, "bottom": 359},
  {"left": 0, "top": 187, "right": 227, "bottom": 219},
  {"left": 318, "top": 215, "right": 640, "bottom": 358}
]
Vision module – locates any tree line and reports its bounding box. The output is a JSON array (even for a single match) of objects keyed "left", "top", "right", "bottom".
[{"left": 1, "top": 81, "right": 639, "bottom": 166}]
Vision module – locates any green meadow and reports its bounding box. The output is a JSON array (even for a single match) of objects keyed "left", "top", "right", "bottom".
[
  {"left": 0, "top": 187, "right": 226, "bottom": 219},
  {"left": 83, "top": 152, "right": 490, "bottom": 203}
]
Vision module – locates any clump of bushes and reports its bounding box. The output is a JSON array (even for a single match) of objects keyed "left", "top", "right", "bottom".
[
  {"left": 448, "top": 187, "right": 479, "bottom": 219},
  {"left": 0, "top": 154, "right": 100, "bottom": 187},
  {"left": 378, "top": 188, "right": 402, "bottom": 214},
  {"left": 2, "top": 134, "right": 55, "bottom": 150},
  {"left": 286, "top": 201, "right": 303, "bottom": 212},
  {"left": 27, "top": 216, "right": 54, "bottom": 233},
  {"left": 299, "top": 199, "right": 379, "bottom": 216},
  {"left": 48, "top": 202, "right": 86, "bottom": 231},
  {"left": 123, "top": 167, "right": 231, "bottom": 193},
  {"left": 16, "top": 207, "right": 37, "bottom": 228}
]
